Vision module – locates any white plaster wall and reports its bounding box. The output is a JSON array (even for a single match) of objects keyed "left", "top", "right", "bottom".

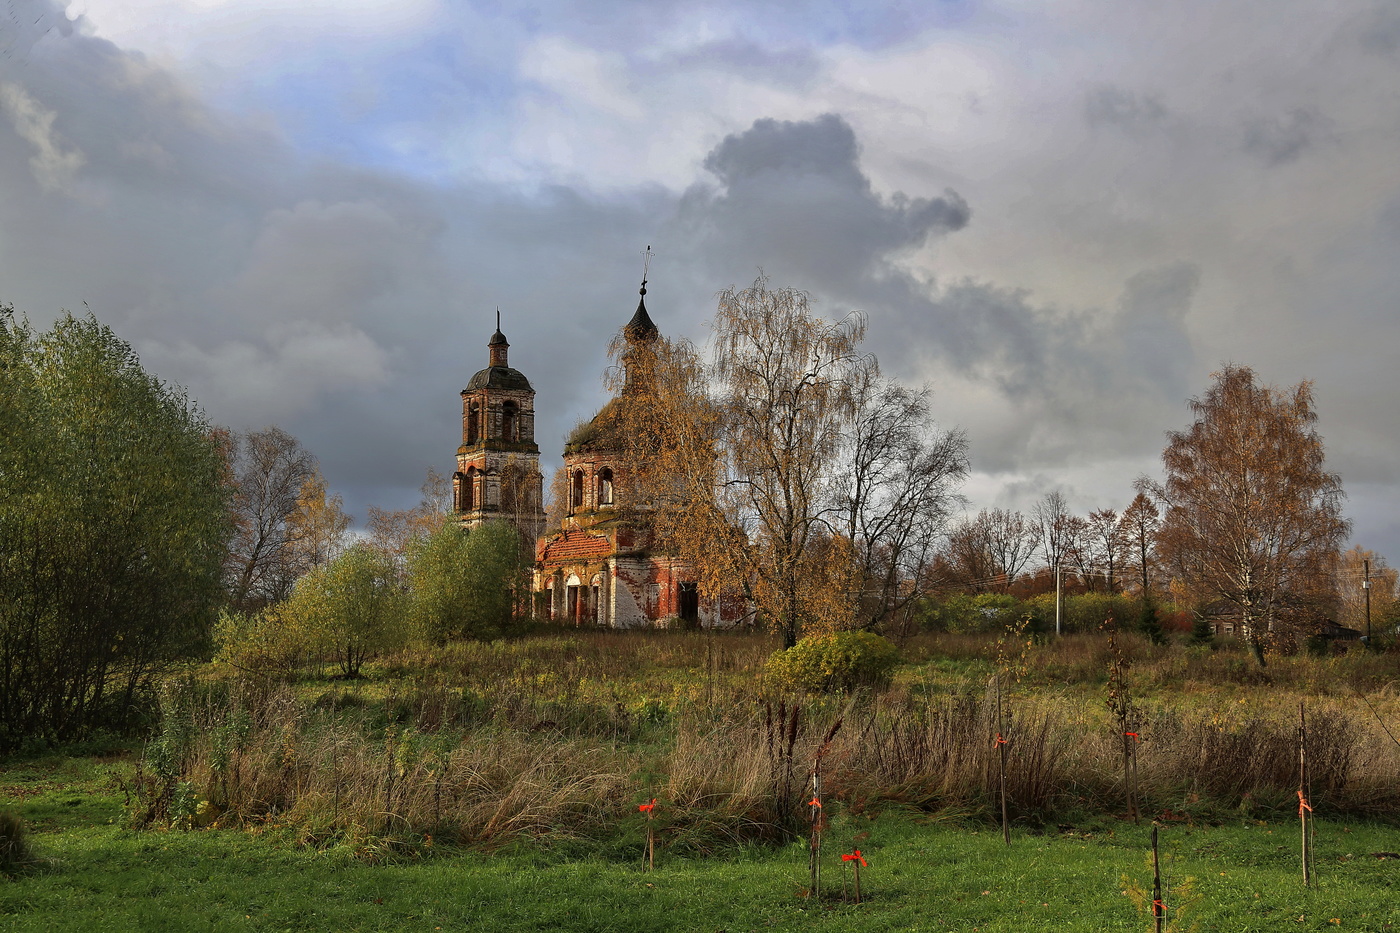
[{"left": 610, "top": 557, "right": 652, "bottom": 629}]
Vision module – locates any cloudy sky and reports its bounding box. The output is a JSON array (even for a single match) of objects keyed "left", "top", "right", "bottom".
[{"left": 3, "top": 0, "right": 1399, "bottom": 558}]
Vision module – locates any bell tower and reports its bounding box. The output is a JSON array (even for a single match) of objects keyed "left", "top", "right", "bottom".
[{"left": 454, "top": 313, "right": 546, "bottom": 541}]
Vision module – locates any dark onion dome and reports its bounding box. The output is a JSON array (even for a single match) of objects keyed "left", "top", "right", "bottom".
[
  {"left": 623, "top": 290, "right": 659, "bottom": 343},
  {"left": 465, "top": 365, "right": 532, "bottom": 391},
  {"left": 465, "top": 322, "right": 532, "bottom": 391}
]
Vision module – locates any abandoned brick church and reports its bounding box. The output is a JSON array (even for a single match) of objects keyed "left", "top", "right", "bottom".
[{"left": 452, "top": 284, "right": 746, "bottom": 629}]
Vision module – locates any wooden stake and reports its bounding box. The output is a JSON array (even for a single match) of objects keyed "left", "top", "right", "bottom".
[
  {"left": 808, "top": 771, "right": 822, "bottom": 898},
  {"left": 1299, "top": 701, "right": 1311, "bottom": 886},
  {"left": 638, "top": 798, "right": 657, "bottom": 872},
  {"left": 996, "top": 674, "right": 1010, "bottom": 845},
  {"left": 1151, "top": 824, "right": 1164, "bottom": 933},
  {"left": 1128, "top": 731, "right": 1140, "bottom": 824},
  {"left": 842, "top": 849, "right": 867, "bottom": 905}
]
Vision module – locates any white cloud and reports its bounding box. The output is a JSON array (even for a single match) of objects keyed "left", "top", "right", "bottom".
[
  {"left": 76, "top": 0, "right": 441, "bottom": 66},
  {"left": 0, "top": 82, "right": 85, "bottom": 194}
]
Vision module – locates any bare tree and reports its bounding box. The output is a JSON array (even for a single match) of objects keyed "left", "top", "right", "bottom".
[
  {"left": 942, "top": 509, "right": 1039, "bottom": 592},
  {"left": 984, "top": 509, "right": 1042, "bottom": 591},
  {"left": 1081, "top": 508, "right": 1124, "bottom": 593},
  {"left": 1153, "top": 364, "right": 1349, "bottom": 659},
  {"left": 367, "top": 467, "right": 453, "bottom": 569},
  {"left": 1035, "top": 491, "right": 1082, "bottom": 584},
  {"left": 226, "top": 426, "right": 316, "bottom": 609},
  {"left": 606, "top": 276, "right": 967, "bottom": 647},
  {"left": 705, "top": 278, "right": 866, "bottom": 647},
  {"left": 942, "top": 515, "right": 998, "bottom": 592},
  {"left": 833, "top": 362, "right": 968, "bottom": 630}
]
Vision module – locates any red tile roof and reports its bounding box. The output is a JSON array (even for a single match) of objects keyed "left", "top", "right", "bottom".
[{"left": 541, "top": 530, "right": 613, "bottom": 564}]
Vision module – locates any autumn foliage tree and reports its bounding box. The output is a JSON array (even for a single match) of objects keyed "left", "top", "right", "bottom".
[
  {"left": 1118, "top": 488, "right": 1161, "bottom": 598},
  {"left": 609, "top": 276, "right": 966, "bottom": 648},
  {"left": 1336, "top": 546, "right": 1398, "bottom": 639},
  {"left": 1153, "top": 364, "right": 1349, "bottom": 660}
]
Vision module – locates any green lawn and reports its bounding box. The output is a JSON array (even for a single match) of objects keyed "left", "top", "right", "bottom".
[{"left": 4, "top": 754, "right": 1398, "bottom": 932}]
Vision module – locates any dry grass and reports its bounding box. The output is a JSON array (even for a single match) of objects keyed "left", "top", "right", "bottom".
[{"left": 130, "top": 631, "right": 1400, "bottom": 853}]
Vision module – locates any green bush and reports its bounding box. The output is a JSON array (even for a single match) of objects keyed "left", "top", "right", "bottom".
[
  {"left": 213, "top": 608, "right": 309, "bottom": 677},
  {"left": 765, "top": 632, "right": 899, "bottom": 693},
  {"left": 279, "top": 542, "right": 405, "bottom": 678},
  {"left": 922, "top": 593, "right": 1028, "bottom": 633},
  {"left": 406, "top": 521, "right": 523, "bottom": 644},
  {"left": 1025, "top": 592, "right": 1138, "bottom": 634},
  {"left": 0, "top": 309, "right": 231, "bottom": 752}
]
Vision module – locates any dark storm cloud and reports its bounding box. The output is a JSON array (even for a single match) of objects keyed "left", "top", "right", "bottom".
[
  {"left": 1242, "top": 107, "right": 1328, "bottom": 166},
  {"left": 2, "top": 27, "right": 1198, "bottom": 518},
  {"left": 1084, "top": 85, "right": 1169, "bottom": 133},
  {"left": 682, "top": 113, "right": 969, "bottom": 289},
  {"left": 0, "top": 7, "right": 669, "bottom": 519},
  {"left": 671, "top": 113, "right": 1198, "bottom": 471}
]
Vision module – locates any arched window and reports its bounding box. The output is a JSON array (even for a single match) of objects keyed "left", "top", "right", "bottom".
[
  {"left": 571, "top": 469, "right": 585, "bottom": 509},
  {"left": 466, "top": 402, "right": 480, "bottom": 445},
  {"left": 452, "top": 471, "right": 465, "bottom": 511},
  {"left": 597, "top": 467, "right": 614, "bottom": 506},
  {"left": 464, "top": 467, "right": 477, "bottom": 511},
  {"left": 502, "top": 401, "right": 518, "bottom": 442}
]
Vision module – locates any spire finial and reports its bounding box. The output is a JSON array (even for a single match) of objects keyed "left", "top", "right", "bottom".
[
  {"left": 640, "top": 244, "right": 651, "bottom": 297},
  {"left": 496, "top": 307, "right": 501, "bottom": 331}
]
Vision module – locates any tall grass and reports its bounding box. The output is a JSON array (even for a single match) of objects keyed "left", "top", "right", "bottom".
[
  {"left": 0, "top": 810, "right": 36, "bottom": 875},
  {"left": 131, "top": 628, "right": 1400, "bottom": 856}
]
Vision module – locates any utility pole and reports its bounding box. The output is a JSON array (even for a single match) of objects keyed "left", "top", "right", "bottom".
[
  {"left": 1055, "top": 564, "right": 1062, "bottom": 636},
  {"left": 1364, "top": 558, "right": 1372, "bottom": 644}
]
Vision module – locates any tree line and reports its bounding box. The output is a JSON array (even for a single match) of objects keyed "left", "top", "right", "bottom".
[
  {"left": 582, "top": 279, "right": 1383, "bottom": 660},
  {"left": 927, "top": 364, "right": 1382, "bottom": 658},
  {"left": 1, "top": 287, "right": 1388, "bottom": 750}
]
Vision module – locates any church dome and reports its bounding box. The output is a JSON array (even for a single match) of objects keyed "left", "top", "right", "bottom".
[
  {"left": 623, "top": 294, "right": 658, "bottom": 343},
  {"left": 464, "top": 319, "right": 532, "bottom": 391},
  {"left": 464, "top": 365, "right": 533, "bottom": 392}
]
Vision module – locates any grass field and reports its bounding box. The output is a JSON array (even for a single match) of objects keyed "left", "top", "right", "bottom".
[{"left": 4, "top": 629, "right": 1400, "bottom": 931}]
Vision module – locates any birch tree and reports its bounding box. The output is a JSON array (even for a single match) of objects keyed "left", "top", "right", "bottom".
[{"left": 1154, "top": 364, "right": 1348, "bottom": 660}]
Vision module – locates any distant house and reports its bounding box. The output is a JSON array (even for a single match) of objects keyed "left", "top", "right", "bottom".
[
  {"left": 1312, "top": 620, "right": 1362, "bottom": 642},
  {"left": 1201, "top": 601, "right": 1360, "bottom": 646}
]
